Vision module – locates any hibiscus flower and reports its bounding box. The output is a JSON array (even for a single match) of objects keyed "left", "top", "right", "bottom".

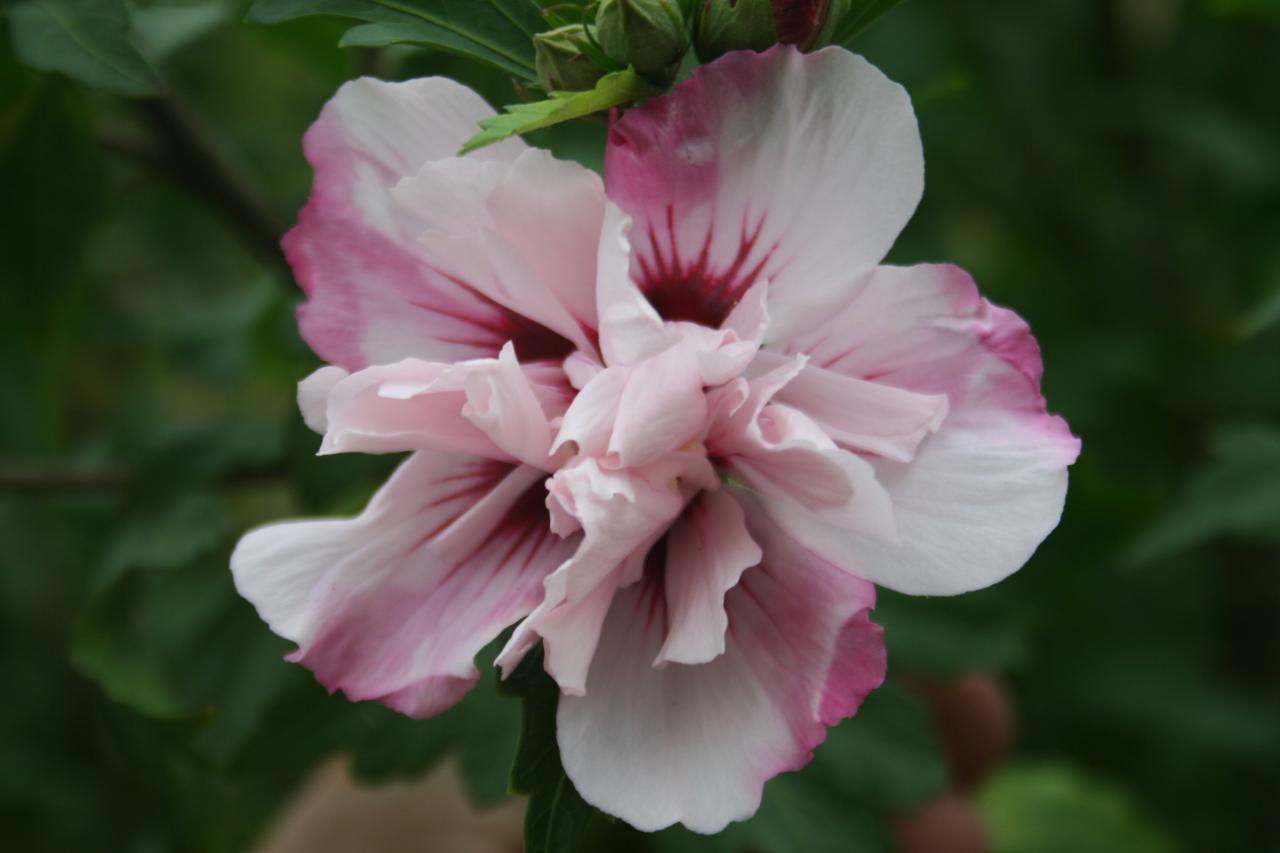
[{"left": 232, "top": 45, "right": 1079, "bottom": 833}]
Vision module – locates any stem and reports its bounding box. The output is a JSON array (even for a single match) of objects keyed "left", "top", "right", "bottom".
[
  {"left": 0, "top": 466, "right": 130, "bottom": 494},
  {"left": 102, "top": 93, "right": 290, "bottom": 280},
  {"left": 0, "top": 463, "right": 291, "bottom": 495}
]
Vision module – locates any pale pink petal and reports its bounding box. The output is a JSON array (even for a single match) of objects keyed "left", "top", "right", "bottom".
[
  {"left": 605, "top": 45, "right": 922, "bottom": 341},
  {"left": 317, "top": 344, "right": 563, "bottom": 468},
  {"left": 695, "top": 279, "right": 771, "bottom": 385},
  {"left": 287, "top": 77, "right": 581, "bottom": 369},
  {"left": 558, "top": 327, "right": 732, "bottom": 469},
  {"left": 704, "top": 352, "right": 806, "bottom": 448},
  {"left": 495, "top": 548, "right": 634, "bottom": 697},
  {"left": 708, "top": 358, "right": 899, "bottom": 548},
  {"left": 544, "top": 458, "right": 692, "bottom": 604},
  {"left": 319, "top": 359, "right": 487, "bottom": 457},
  {"left": 562, "top": 350, "right": 603, "bottom": 390},
  {"left": 596, "top": 202, "right": 678, "bottom": 367},
  {"left": 460, "top": 343, "right": 560, "bottom": 468},
  {"left": 231, "top": 454, "right": 576, "bottom": 718},
  {"left": 497, "top": 455, "right": 715, "bottom": 693},
  {"left": 557, "top": 502, "right": 885, "bottom": 833},
  {"left": 657, "top": 490, "right": 762, "bottom": 666},
  {"left": 752, "top": 350, "right": 949, "bottom": 462},
  {"left": 391, "top": 150, "right": 604, "bottom": 357},
  {"left": 779, "top": 263, "right": 1081, "bottom": 594},
  {"left": 551, "top": 365, "right": 628, "bottom": 459},
  {"left": 297, "top": 365, "right": 348, "bottom": 433},
  {"left": 608, "top": 339, "right": 709, "bottom": 468},
  {"left": 728, "top": 440, "right": 898, "bottom": 547}
]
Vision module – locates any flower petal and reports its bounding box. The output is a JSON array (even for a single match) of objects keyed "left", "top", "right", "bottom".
[
  {"left": 497, "top": 454, "right": 716, "bottom": 693},
  {"left": 780, "top": 263, "right": 1081, "bottom": 595},
  {"left": 605, "top": 45, "right": 922, "bottom": 340},
  {"left": 231, "top": 453, "right": 575, "bottom": 718},
  {"left": 391, "top": 149, "right": 605, "bottom": 357},
  {"left": 297, "top": 365, "right": 348, "bottom": 433},
  {"left": 287, "top": 77, "right": 580, "bottom": 369},
  {"left": 753, "top": 350, "right": 949, "bottom": 462},
  {"left": 708, "top": 357, "right": 899, "bottom": 548},
  {"left": 656, "top": 489, "right": 762, "bottom": 666},
  {"left": 608, "top": 339, "right": 709, "bottom": 468},
  {"left": 596, "top": 202, "right": 677, "bottom": 367},
  {"left": 544, "top": 457, "right": 700, "bottom": 604},
  {"left": 557, "top": 503, "right": 885, "bottom": 833},
  {"left": 555, "top": 334, "right": 717, "bottom": 469},
  {"left": 316, "top": 343, "right": 568, "bottom": 469}
]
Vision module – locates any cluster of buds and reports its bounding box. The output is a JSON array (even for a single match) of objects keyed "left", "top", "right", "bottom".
[{"left": 534, "top": 0, "right": 852, "bottom": 93}]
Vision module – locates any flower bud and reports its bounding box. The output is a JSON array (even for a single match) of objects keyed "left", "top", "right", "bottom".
[
  {"left": 534, "top": 24, "right": 605, "bottom": 92},
  {"left": 695, "top": 0, "right": 851, "bottom": 62},
  {"left": 695, "top": 0, "right": 776, "bottom": 62},
  {"left": 595, "top": 0, "right": 690, "bottom": 76}
]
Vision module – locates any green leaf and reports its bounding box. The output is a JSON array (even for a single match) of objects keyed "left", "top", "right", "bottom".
[
  {"left": 5, "top": 0, "right": 161, "bottom": 96},
  {"left": 459, "top": 67, "right": 658, "bottom": 153},
  {"left": 131, "top": 0, "right": 238, "bottom": 61},
  {"left": 348, "top": 637, "right": 520, "bottom": 807},
  {"left": 1128, "top": 424, "right": 1280, "bottom": 564},
  {"left": 655, "top": 772, "right": 891, "bottom": 853},
  {"left": 1237, "top": 269, "right": 1280, "bottom": 339},
  {"left": 978, "top": 764, "right": 1176, "bottom": 853},
  {"left": 97, "top": 492, "right": 229, "bottom": 591},
  {"left": 833, "top": 0, "right": 907, "bottom": 44},
  {"left": 246, "top": 0, "right": 547, "bottom": 80},
  {"left": 502, "top": 647, "right": 605, "bottom": 853},
  {"left": 71, "top": 561, "right": 237, "bottom": 719},
  {"left": 0, "top": 65, "right": 107, "bottom": 454}
]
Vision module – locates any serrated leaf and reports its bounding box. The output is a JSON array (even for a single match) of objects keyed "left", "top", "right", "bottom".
[
  {"left": 833, "top": 0, "right": 907, "bottom": 44},
  {"left": 247, "top": 0, "right": 545, "bottom": 80},
  {"left": 5, "top": 0, "right": 161, "bottom": 96},
  {"left": 460, "top": 67, "right": 658, "bottom": 153}
]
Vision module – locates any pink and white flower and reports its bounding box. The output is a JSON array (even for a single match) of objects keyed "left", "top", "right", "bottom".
[{"left": 232, "top": 45, "right": 1079, "bottom": 834}]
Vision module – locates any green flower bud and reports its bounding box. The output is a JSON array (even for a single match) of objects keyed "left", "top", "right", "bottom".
[
  {"left": 695, "top": 0, "right": 852, "bottom": 62},
  {"left": 534, "top": 24, "right": 605, "bottom": 92},
  {"left": 694, "top": 0, "right": 777, "bottom": 63},
  {"left": 595, "top": 0, "right": 690, "bottom": 76}
]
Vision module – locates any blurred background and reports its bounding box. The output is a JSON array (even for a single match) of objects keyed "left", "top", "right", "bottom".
[{"left": 2, "top": 1, "right": 1279, "bottom": 851}]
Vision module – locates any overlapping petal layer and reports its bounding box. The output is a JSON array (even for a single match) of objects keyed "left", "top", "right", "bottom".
[
  {"left": 557, "top": 502, "right": 884, "bottom": 833},
  {"left": 287, "top": 77, "right": 586, "bottom": 370},
  {"left": 231, "top": 453, "right": 577, "bottom": 718}
]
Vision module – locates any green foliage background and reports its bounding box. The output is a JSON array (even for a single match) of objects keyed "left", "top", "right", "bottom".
[{"left": 2, "top": 1, "right": 1279, "bottom": 850}]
